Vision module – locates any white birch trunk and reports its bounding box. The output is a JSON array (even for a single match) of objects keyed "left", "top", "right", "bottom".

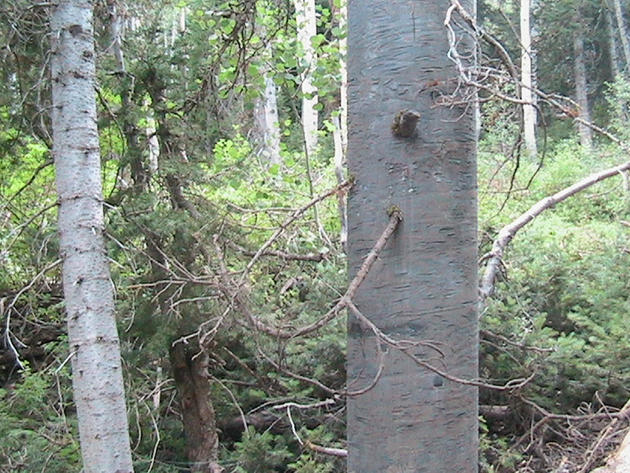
[
  {"left": 106, "top": 0, "right": 125, "bottom": 73},
  {"left": 51, "top": 2, "right": 134, "bottom": 472},
  {"left": 332, "top": 114, "right": 347, "bottom": 249},
  {"left": 145, "top": 110, "right": 160, "bottom": 174},
  {"left": 294, "top": 0, "right": 318, "bottom": 157},
  {"left": 338, "top": 1, "right": 348, "bottom": 153},
  {"left": 255, "top": 70, "right": 282, "bottom": 166},
  {"left": 253, "top": 11, "right": 282, "bottom": 168},
  {"left": 333, "top": 2, "right": 348, "bottom": 248},
  {"left": 521, "top": 0, "right": 537, "bottom": 157}
]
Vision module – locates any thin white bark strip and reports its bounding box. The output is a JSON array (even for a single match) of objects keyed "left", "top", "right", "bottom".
[
  {"left": 521, "top": 0, "right": 537, "bottom": 156},
  {"left": 51, "top": 1, "right": 134, "bottom": 472},
  {"left": 479, "top": 159, "right": 630, "bottom": 303},
  {"left": 294, "top": 0, "right": 318, "bottom": 156},
  {"left": 338, "top": 0, "right": 348, "bottom": 152},
  {"left": 332, "top": 114, "right": 347, "bottom": 248}
]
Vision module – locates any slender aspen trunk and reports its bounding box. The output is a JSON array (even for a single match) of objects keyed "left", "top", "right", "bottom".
[
  {"left": 254, "top": 69, "right": 282, "bottom": 166},
  {"left": 605, "top": 1, "right": 621, "bottom": 79},
  {"left": 332, "top": 114, "right": 347, "bottom": 249},
  {"left": 253, "top": 18, "right": 282, "bottom": 167},
  {"left": 573, "top": 22, "right": 593, "bottom": 149},
  {"left": 521, "top": 0, "right": 537, "bottom": 157},
  {"left": 338, "top": 0, "right": 348, "bottom": 153},
  {"left": 613, "top": 0, "right": 630, "bottom": 69},
  {"left": 51, "top": 1, "right": 134, "bottom": 472},
  {"left": 294, "top": 0, "right": 318, "bottom": 157},
  {"left": 106, "top": 0, "right": 125, "bottom": 73}
]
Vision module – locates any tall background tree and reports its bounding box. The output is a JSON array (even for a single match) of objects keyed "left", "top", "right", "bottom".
[{"left": 521, "top": 0, "right": 537, "bottom": 156}]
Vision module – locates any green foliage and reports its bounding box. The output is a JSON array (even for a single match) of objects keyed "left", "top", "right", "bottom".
[
  {"left": 479, "top": 119, "right": 630, "bottom": 415},
  {"left": 0, "top": 365, "right": 80, "bottom": 473},
  {"left": 230, "top": 427, "right": 292, "bottom": 473}
]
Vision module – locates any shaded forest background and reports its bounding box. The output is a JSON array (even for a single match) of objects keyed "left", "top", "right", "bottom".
[{"left": 1, "top": 0, "right": 629, "bottom": 472}]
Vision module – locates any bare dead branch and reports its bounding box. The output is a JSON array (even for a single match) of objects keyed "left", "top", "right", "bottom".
[
  {"left": 240, "top": 179, "right": 353, "bottom": 284},
  {"left": 227, "top": 240, "right": 325, "bottom": 262},
  {"left": 347, "top": 300, "right": 533, "bottom": 392},
  {"left": 479, "top": 159, "right": 630, "bottom": 303},
  {"left": 305, "top": 439, "right": 348, "bottom": 457},
  {"left": 217, "top": 206, "right": 401, "bottom": 340}
]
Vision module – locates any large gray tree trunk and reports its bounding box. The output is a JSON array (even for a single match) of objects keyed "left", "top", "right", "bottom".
[
  {"left": 51, "top": 1, "right": 134, "bottom": 472},
  {"left": 346, "top": 2, "right": 478, "bottom": 473}
]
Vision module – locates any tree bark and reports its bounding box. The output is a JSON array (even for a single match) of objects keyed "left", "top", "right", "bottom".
[
  {"left": 346, "top": 2, "right": 478, "bottom": 472},
  {"left": 573, "top": 20, "right": 593, "bottom": 149},
  {"left": 51, "top": 1, "right": 134, "bottom": 472},
  {"left": 253, "top": 12, "right": 282, "bottom": 168},
  {"left": 521, "top": 0, "right": 537, "bottom": 157},
  {"left": 169, "top": 343, "right": 223, "bottom": 473},
  {"left": 106, "top": 0, "right": 125, "bottom": 73},
  {"left": 338, "top": 0, "right": 348, "bottom": 154},
  {"left": 613, "top": 0, "right": 630, "bottom": 70},
  {"left": 294, "top": 0, "right": 318, "bottom": 157},
  {"left": 143, "top": 74, "right": 223, "bottom": 471},
  {"left": 605, "top": 0, "right": 621, "bottom": 79}
]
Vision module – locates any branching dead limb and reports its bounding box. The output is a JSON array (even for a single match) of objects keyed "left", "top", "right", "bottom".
[
  {"left": 583, "top": 399, "right": 630, "bottom": 473},
  {"left": 445, "top": 1, "right": 630, "bottom": 300},
  {"left": 239, "top": 179, "right": 353, "bottom": 285},
  {"left": 479, "top": 159, "right": 630, "bottom": 303},
  {"left": 218, "top": 205, "right": 401, "bottom": 340}
]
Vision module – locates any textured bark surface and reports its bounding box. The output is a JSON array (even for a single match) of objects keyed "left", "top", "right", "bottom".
[
  {"left": 605, "top": 4, "right": 621, "bottom": 80},
  {"left": 51, "top": 1, "right": 134, "bottom": 471},
  {"left": 613, "top": 0, "right": 630, "bottom": 67},
  {"left": 254, "top": 40, "right": 282, "bottom": 166},
  {"left": 294, "top": 0, "right": 318, "bottom": 156},
  {"left": 521, "top": 0, "right": 537, "bottom": 157},
  {"left": 170, "top": 343, "right": 222, "bottom": 473},
  {"left": 573, "top": 21, "right": 593, "bottom": 149},
  {"left": 346, "top": 2, "right": 478, "bottom": 472}
]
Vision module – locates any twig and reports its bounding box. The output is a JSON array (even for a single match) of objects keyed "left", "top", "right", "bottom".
[
  {"left": 289, "top": 207, "right": 403, "bottom": 339},
  {"left": 240, "top": 179, "right": 352, "bottom": 284},
  {"left": 305, "top": 439, "right": 348, "bottom": 457},
  {"left": 212, "top": 375, "right": 248, "bottom": 434},
  {"left": 220, "top": 206, "right": 400, "bottom": 340}
]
